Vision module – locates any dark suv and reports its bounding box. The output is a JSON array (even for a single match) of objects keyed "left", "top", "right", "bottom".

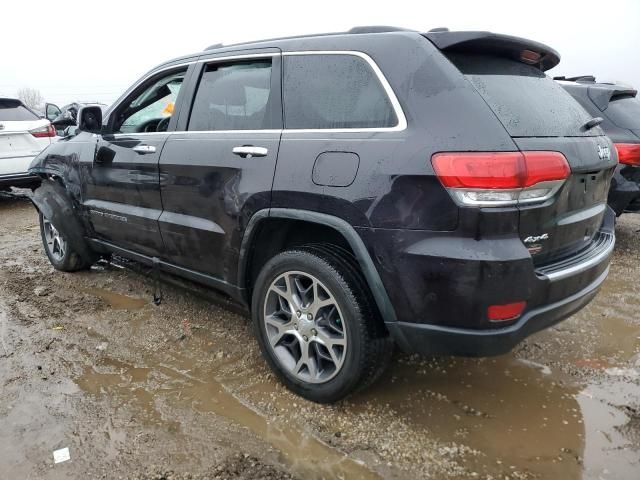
[
  {"left": 29, "top": 27, "right": 617, "bottom": 402},
  {"left": 557, "top": 76, "right": 640, "bottom": 215}
]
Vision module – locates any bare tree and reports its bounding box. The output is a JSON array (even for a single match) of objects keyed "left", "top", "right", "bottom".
[{"left": 17, "top": 87, "right": 44, "bottom": 111}]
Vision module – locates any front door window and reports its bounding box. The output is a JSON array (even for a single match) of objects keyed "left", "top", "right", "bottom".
[{"left": 113, "top": 69, "right": 186, "bottom": 134}]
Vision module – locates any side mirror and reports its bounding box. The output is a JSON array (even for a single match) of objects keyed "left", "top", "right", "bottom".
[
  {"left": 45, "top": 103, "right": 61, "bottom": 122},
  {"left": 78, "top": 106, "right": 102, "bottom": 133}
]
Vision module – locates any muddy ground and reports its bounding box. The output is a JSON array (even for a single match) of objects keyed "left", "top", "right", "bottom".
[{"left": 1, "top": 190, "right": 638, "bottom": 480}]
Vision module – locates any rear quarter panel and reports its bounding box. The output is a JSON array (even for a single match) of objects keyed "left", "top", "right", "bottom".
[{"left": 272, "top": 32, "right": 518, "bottom": 231}]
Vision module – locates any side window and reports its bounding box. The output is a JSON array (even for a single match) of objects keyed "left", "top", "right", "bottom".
[
  {"left": 283, "top": 54, "right": 398, "bottom": 129},
  {"left": 188, "top": 60, "right": 275, "bottom": 131},
  {"left": 114, "top": 68, "right": 187, "bottom": 134}
]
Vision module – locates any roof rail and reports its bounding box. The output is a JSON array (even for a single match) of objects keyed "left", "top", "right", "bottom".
[
  {"left": 205, "top": 43, "right": 224, "bottom": 51},
  {"left": 348, "top": 26, "right": 415, "bottom": 34}
]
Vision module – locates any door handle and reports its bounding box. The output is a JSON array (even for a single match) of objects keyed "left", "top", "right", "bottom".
[
  {"left": 133, "top": 145, "right": 156, "bottom": 154},
  {"left": 232, "top": 146, "right": 268, "bottom": 158}
]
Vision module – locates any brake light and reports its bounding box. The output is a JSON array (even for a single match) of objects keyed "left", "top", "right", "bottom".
[
  {"left": 520, "top": 50, "right": 542, "bottom": 65},
  {"left": 432, "top": 151, "right": 570, "bottom": 206},
  {"left": 30, "top": 124, "right": 56, "bottom": 138},
  {"left": 488, "top": 301, "right": 526, "bottom": 322},
  {"left": 615, "top": 143, "right": 640, "bottom": 166}
]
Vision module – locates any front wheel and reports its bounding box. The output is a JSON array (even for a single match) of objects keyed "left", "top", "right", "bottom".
[
  {"left": 252, "top": 247, "right": 393, "bottom": 403},
  {"left": 39, "top": 213, "right": 91, "bottom": 271}
]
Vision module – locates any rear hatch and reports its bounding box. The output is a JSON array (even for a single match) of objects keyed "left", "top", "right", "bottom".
[
  {"left": 426, "top": 32, "right": 617, "bottom": 264},
  {"left": 0, "top": 99, "right": 51, "bottom": 166},
  {"left": 604, "top": 93, "right": 640, "bottom": 140}
]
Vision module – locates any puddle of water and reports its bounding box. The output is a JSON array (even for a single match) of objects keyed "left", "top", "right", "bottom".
[
  {"left": 355, "top": 355, "right": 585, "bottom": 478},
  {"left": 84, "top": 288, "right": 147, "bottom": 310},
  {"left": 76, "top": 354, "right": 379, "bottom": 480},
  {"left": 578, "top": 380, "right": 640, "bottom": 480}
]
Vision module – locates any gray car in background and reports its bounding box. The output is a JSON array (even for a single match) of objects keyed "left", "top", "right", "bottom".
[{"left": 558, "top": 76, "right": 640, "bottom": 215}]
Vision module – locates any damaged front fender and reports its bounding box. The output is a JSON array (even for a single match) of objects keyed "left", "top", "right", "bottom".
[{"left": 31, "top": 179, "right": 96, "bottom": 265}]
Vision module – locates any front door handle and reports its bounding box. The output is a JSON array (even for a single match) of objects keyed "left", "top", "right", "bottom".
[
  {"left": 232, "top": 146, "right": 268, "bottom": 158},
  {"left": 133, "top": 145, "right": 156, "bottom": 154}
]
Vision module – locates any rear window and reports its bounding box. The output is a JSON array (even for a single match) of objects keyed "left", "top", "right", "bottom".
[
  {"left": 283, "top": 54, "right": 398, "bottom": 129},
  {"left": 605, "top": 95, "right": 640, "bottom": 130},
  {"left": 447, "top": 54, "right": 596, "bottom": 137},
  {"left": 0, "top": 99, "right": 39, "bottom": 121}
]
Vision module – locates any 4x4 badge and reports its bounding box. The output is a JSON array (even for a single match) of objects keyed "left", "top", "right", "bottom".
[
  {"left": 597, "top": 145, "right": 611, "bottom": 161},
  {"left": 524, "top": 233, "right": 549, "bottom": 243}
]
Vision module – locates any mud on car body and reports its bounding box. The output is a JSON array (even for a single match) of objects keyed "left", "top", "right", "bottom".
[
  {"left": 557, "top": 76, "right": 640, "bottom": 216},
  {"left": 29, "top": 27, "right": 617, "bottom": 402}
]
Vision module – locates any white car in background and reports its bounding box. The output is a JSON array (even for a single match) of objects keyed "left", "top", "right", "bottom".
[{"left": 0, "top": 98, "right": 56, "bottom": 190}]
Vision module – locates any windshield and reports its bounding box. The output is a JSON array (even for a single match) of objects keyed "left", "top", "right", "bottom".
[{"left": 447, "top": 53, "right": 598, "bottom": 137}]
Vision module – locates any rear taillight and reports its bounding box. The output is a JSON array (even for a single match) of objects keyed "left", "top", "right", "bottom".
[
  {"left": 30, "top": 124, "right": 56, "bottom": 138},
  {"left": 431, "top": 151, "right": 570, "bottom": 207},
  {"left": 615, "top": 143, "right": 640, "bottom": 166}
]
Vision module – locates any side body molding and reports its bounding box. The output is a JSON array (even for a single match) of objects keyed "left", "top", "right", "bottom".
[{"left": 238, "top": 208, "right": 398, "bottom": 323}]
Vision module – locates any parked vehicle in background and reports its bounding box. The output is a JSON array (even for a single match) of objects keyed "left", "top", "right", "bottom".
[
  {"left": 29, "top": 27, "right": 617, "bottom": 402},
  {"left": 0, "top": 98, "right": 55, "bottom": 190},
  {"left": 558, "top": 76, "right": 640, "bottom": 215},
  {"left": 45, "top": 102, "right": 108, "bottom": 136}
]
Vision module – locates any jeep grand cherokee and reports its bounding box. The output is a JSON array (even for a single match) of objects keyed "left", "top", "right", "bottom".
[{"left": 29, "top": 27, "right": 616, "bottom": 402}]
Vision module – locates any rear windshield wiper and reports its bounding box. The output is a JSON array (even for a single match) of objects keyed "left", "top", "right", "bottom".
[{"left": 582, "top": 117, "right": 604, "bottom": 131}]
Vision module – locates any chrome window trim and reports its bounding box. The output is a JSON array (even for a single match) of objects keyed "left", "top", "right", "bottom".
[{"left": 109, "top": 49, "right": 407, "bottom": 136}]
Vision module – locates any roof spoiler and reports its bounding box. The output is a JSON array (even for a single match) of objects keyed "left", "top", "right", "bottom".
[
  {"left": 588, "top": 84, "right": 638, "bottom": 111},
  {"left": 553, "top": 75, "right": 596, "bottom": 83},
  {"left": 424, "top": 31, "right": 560, "bottom": 71},
  {"left": 0, "top": 98, "right": 24, "bottom": 107}
]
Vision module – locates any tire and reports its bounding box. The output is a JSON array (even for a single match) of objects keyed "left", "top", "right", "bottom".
[
  {"left": 252, "top": 246, "right": 393, "bottom": 403},
  {"left": 39, "top": 212, "right": 91, "bottom": 272}
]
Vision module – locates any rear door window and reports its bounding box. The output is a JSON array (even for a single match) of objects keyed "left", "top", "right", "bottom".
[
  {"left": 188, "top": 60, "right": 275, "bottom": 131},
  {"left": 283, "top": 54, "right": 398, "bottom": 130},
  {"left": 605, "top": 95, "right": 640, "bottom": 129},
  {"left": 447, "top": 54, "right": 597, "bottom": 137},
  {"left": 0, "top": 100, "right": 39, "bottom": 121}
]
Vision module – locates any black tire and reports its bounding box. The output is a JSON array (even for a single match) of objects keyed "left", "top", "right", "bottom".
[
  {"left": 39, "top": 212, "right": 91, "bottom": 272},
  {"left": 252, "top": 246, "right": 393, "bottom": 403}
]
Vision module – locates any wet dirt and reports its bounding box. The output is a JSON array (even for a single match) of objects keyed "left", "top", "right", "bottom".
[{"left": 1, "top": 189, "right": 639, "bottom": 479}]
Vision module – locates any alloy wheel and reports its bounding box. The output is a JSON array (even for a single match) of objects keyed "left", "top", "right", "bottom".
[
  {"left": 263, "top": 271, "right": 347, "bottom": 383},
  {"left": 43, "top": 218, "right": 67, "bottom": 262}
]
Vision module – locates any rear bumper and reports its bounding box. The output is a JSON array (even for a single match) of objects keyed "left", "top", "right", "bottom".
[
  {"left": 359, "top": 207, "right": 615, "bottom": 357},
  {"left": 608, "top": 164, "right": 640, "bottom": 215},
  {"left": 0, "top": 172, "right": 41, "bottom": 189},
  {"left": 387, "top": 266, "right": 608, "bottom": 356}
]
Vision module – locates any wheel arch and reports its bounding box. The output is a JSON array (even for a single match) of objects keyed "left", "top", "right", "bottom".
[{"left": 238, "top": 208, "right": 398, "bottom": 323}]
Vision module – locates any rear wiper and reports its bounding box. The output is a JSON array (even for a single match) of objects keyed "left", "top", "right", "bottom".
[{"left": 582, "top": 117, "right": 604, "bottom": 131}]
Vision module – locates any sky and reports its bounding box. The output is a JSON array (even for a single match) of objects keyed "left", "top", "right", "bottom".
[{"left": 1, "top": 0, "right": 639, "bottom": 107}]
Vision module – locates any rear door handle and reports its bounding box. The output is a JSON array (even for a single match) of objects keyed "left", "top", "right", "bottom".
[
  {"left": 232, "top": 146, "right": 268, "bottom": 158},
  {"left": 133, "top": 145, "right": 156, "bottom": 154}
]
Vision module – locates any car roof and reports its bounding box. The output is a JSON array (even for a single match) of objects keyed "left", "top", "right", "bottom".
[
  {"left": 556, "top": 76, "right": 638, "bottom": 110},
  {"left": 155, "top": 27, "right": 559, "bottom": 71}
]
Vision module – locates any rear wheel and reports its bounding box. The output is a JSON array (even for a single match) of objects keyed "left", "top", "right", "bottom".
[
  {"left": 252, "top": 247, "right": 393, "bottom": 403},
  {"left": 39, "top": 213, "right": 91, "bottom": 272}
]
